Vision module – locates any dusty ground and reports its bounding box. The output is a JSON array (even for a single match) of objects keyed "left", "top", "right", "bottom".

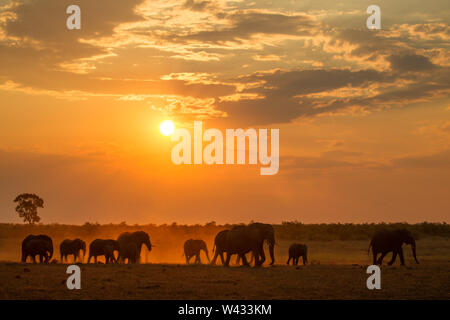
[
  {"left": 0, "top": 260, "right": 448, "bottom": 299},
  {"left": 1, "top": 239, "right": 448, "bottom": 299}
]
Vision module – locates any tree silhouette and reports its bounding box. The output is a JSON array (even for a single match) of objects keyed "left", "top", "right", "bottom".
[{"left": 14, "top": 193, "right": 44, "bottom": 224}]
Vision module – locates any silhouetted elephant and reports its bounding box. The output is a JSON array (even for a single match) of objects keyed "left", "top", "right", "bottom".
[
  {"left": 211, "top": 230, "right": 229, "bottom": 265},
  {"left": 23, "top": 239, "right": 53, "bottom": 263},
  {"left": 183, "top": 239, "right": 210, "bottom": 264},
  {"left": 224, "top": 223, "right": 275, "bottom": 267},
  {"left": 60, "top": 239, "right": 86, "bottom": 263},
  {"left": 117, "top": 231, "right": 152, "bottom": 264},
  {"left": 87, "top": 239, "right": 119, "bottom": 263},
  {"left": 236, "top": 251, "right": 255, "bottom": 265},
  {"left": 287, "top": 243, "right": 307, "bottom": 266},
  {"left": 368, "top": 229, "right": 419, "bottom": 266},
  {"left": 21, "top": 234, "right": 53, "bottom": 263},
  {"left": 121, "top": 242, "right": 139, "bottom": 264}
]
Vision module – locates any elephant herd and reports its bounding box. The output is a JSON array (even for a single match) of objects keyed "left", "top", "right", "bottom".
[
  {"left": 20, "top": 224, "right": 419, "bottom": 267},
  {"left": 21, "top": 231, "right": 152, "bottom": 264}
]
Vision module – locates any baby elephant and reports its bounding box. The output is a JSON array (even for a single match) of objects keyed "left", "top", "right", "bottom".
[
  {"left": 287, "top": 243, "right": 308, "bottom": 266},
  {"left": 184, "top": 239, "right": 210, "bottom": 264}
]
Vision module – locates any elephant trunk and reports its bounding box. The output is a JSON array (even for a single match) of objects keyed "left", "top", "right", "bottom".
[
  {"left": 145, "top": 240, "right": 152, "bottom": 252},
  {"left": 411, "top": 240, "right": 419, "bottom": 264}
]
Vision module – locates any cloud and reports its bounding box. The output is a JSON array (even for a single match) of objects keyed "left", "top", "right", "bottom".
[
  {"left": 170, "top": 10, "right": 316, "bottom": 43},
  {"left": 393, "top": 150, "right": 450, "bottom": 168},
  {"left": 215, "top": 68, "right": 387, "bottom": 125},
  {"left": 388, "top": 54, "right": 436, "bottom": 72},
  {"left": 182, "top": 0, "right": 216, "bottom": 12},
  {"left": 0, "top": 1, "right": 448, "bottom": 127}
]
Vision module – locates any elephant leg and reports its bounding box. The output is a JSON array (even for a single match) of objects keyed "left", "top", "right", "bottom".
[
  {"left": 372, "top": 251, "right": 378, "bottom": 265},
  {"left": 240, "top": 254, "right": 250, "bottom": 267},
  {"left": 302, "top": 255, "right": 307, "bottom": 265},
  {"left": 388, "top": 251, "right": 398, "bottom": 265},
  {"left": 94, "top": 256, "right": 97, "bottom": 263},
  {"left": 219, "top": 252, "right": 225, "bottom": 265},
  {"left": 186, "top": 255, "right": 190, "bottom": 264},
  {"left": 253, "top": 253, "right": 260, "bottom": 266},
  {"left": 136, "top": 247, "right": 142, "bottom": 264},
  {"left": 294, "top": 257, "right": 298, "bottom": 266},
  {"left": 32, "top": 255, "right": 36, "bottom": 264},
  {"left": 258, "top": 247, "right": 266, "bottom": 265},
  {"left": 398, "top": 248, "right": 405, "bottom": 266},
  {"left": 224, "top": 253, "right": 232, "bottom": 267},
  {"left": 377, "top": 252, "right": 388, "bottom": 265},
  {"left": 211, "top": 251, "right": 219, "bottom": 265},
  {"left": 287, "top": 256, "right": 291, "bottom": 265}
]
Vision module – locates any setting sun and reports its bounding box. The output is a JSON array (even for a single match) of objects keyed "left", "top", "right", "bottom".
[{"left": 159, "top": 120, "right": 175, "bottom": 136}]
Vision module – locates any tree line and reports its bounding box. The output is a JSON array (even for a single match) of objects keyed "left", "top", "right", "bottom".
[{"left": 0, "top": 221, "right": 448, "bottom": 242}]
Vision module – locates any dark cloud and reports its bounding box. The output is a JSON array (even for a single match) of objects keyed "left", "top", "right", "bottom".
[
  {"left": 4, "top": 0, "right": 145, "bottom": 42},
  {"left": 217, "top": 68, "right": 386, "bottom": 125},
  {"left": 393, "top": 150, "right": 450, "bottom": 168},
  {"left": 214, "top": 61, "right": 450, "bottom": 125},
  {"left": 388, "top": 54, "right": 436, "bottom": 72},
  {"left": 241, "top": 69, "right": 384, "bottom": 96},
  {"left": 0, "top": 0, "right": 148, "bottom": 91},
  {"left": 170, "top": 11, "right": 315, "bottom": 43},
  {"left": 182, "top": 0, "right": 216, "bottom": 12}
]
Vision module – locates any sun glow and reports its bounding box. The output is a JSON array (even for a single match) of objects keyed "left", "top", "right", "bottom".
[{"left": 159, "top": 120, "right": 175, "bottom": 136}]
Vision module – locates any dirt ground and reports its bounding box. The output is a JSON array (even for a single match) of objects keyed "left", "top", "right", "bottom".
[
  {"left": 1, "top": 238, "right": 449, "bottom": 299},
  {"left": 0, "top": 260, "right": 448, "bottom": 300}
]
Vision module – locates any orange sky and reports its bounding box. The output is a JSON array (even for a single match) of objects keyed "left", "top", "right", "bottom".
[{"left": 0, "top": 0, "right": 449, "bottom": 224}]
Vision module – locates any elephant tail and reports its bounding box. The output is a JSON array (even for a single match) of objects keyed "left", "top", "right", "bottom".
[{"left": 212, "top": 244, "right": 215, "bottom": 253}]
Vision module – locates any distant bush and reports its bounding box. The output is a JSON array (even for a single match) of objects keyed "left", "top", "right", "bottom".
[
  {"left": 276, "top": 221, "right": 450, "bottom": 241},
  {"left": 0, "top": 221, "right": 448, "bottom": 242}
]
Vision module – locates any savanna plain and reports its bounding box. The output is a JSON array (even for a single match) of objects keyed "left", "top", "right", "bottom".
[{"left": 0, "top": 222, "right": 449, "bottom": 299}]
